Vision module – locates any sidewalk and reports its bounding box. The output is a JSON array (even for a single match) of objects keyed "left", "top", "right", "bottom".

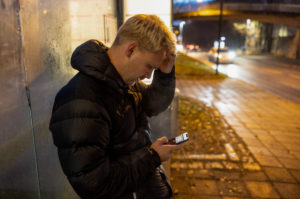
[{"left": 171, "top": 78, "right": 300, "bottom": 199}]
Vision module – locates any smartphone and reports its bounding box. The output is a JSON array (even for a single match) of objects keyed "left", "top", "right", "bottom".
[{"left": 168, "top": 132, "right": 189, "bottom": 145}]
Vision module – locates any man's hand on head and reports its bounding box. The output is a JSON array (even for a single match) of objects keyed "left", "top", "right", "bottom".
[{"left": 159, "top": 53, "right": 176, "bottom": 74}]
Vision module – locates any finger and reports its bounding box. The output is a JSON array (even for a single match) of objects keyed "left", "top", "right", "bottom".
[
  {"left": 172, "top": 144, "right": 182, "bottom": 150},
  {"left": 165, "top": 144, "right": 181, "bottom": 150},
  {"left": 158, "top": 136, "right": 169, "bottom": 144}
]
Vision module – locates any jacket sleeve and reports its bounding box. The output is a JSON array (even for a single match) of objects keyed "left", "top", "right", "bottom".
[
  {"left": 138, "top": 67, "right": 176, "bottom": 117},
  {"left": 49, "top": 99, "right": 161, "bottom": 198}
]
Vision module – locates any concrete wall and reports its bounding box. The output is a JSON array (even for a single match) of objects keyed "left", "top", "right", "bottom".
[
  {"left": 0, "top": 0, "right": 117, "bottom": 198},
  {"left": 0, "top": 0, "right": 177, "bottom": 197}
]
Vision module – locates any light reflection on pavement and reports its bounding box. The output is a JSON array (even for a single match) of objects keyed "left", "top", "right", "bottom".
[{"left": 187, "top": 51, "right": 300, "bottom": 105}]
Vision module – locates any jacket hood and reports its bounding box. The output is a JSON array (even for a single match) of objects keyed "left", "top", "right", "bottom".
[{"left": 71, "top": 40, "right": 127, "bottom": 91}]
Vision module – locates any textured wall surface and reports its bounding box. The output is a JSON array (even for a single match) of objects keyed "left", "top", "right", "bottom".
[{"left": 0, "top": 0, "right": 116, "bottom": 198}]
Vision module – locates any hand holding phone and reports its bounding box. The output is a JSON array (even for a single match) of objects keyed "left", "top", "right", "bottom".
[
  {"left": 150, "top": 136, "right": 181, "bottom": 162},
  {"left": 168, "top": 132, "right": 189, "bottom": 145}
]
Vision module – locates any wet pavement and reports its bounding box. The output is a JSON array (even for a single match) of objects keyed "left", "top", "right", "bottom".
[
  {"left": 188, "top": 52, "right": 300, "bottom": 105},
  {"left": 171, "top": 78, "right": 300, "bottom": 199}
]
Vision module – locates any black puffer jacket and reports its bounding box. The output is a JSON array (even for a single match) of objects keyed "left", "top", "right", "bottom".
[{"left": 49, "top": 40, "right": 176, "bottom": 199}]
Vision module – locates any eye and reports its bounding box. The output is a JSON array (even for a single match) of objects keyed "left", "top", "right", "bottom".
[{"left": 147, "top": 64, "right": 155, "bottom": 70}]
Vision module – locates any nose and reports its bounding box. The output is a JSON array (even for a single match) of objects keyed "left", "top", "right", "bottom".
[{"left": 145, "top": 70, "right": 153, "bottom": 79}]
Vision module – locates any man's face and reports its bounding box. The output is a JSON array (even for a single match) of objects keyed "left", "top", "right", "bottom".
[{"left": 124, "top": 47, "right": 166, "bottom": 85}]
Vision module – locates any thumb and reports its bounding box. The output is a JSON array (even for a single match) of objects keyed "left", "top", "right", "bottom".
[{"left": 158, "top": 136, "right": 169, "bottom": 144}]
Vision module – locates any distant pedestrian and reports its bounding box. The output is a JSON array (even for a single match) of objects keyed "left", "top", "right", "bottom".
[
  {"left": 49, "top": 14, "right": 181, "bottom": 199},
  {"left": 241, "top": 45, "right": 246, "bottom": 55}
]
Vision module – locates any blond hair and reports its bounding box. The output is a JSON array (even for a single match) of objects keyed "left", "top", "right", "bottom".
[{"left": 112, "top": 14, "right": 176, "bottom": 54}]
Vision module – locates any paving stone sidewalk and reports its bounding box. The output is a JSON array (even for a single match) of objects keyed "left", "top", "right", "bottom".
[{"left": 171, "top": 78, "right": 300, "bottom": 199}]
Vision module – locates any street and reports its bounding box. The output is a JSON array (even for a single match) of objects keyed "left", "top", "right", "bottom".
[
  {"left": 171, "top": 52, "right": 300, "bottom": 198},
  {"left": 188, "top": 52, "right": 300, "bottom": 105},
  {"left": 173, "top": 77, "right": 300, "bottom": 199}
]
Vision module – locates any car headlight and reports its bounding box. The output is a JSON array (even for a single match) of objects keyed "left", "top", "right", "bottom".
[
  {"left": 176, "top": 44, "right": 184, "bottom": 52},
  {"left": 228, "top": 51, "right": 236, "bottom": 59},
  {"left": 214, "top": 54, "right": 222, "bottom": 58}
]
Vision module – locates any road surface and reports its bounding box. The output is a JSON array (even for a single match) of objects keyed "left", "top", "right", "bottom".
[{"left": 188, "top": 52, "right": 300, "bottom": 105}]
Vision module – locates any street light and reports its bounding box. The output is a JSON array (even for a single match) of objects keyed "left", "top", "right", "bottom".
[
  {"left": 215, "top": 0, "right": 224, "bottom": 75},
  {"left": 246, "top": 19, "right": 251, "bottom": 28},
  {"left": 179, "top": 21, "right": 186, "bottom": 44}
]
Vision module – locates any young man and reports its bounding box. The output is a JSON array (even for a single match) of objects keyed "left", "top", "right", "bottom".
[{"left": 49, "top": 14, "right": 180, "bottom": 199}]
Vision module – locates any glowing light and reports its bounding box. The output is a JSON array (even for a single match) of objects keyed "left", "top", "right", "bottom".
[
  {"left": 179, "top": 21, "right": 186, "bottom": 44},
  {"left": 198, "top": 9, "right": 219, "bottom": 16},
  {"left": 278, "top": 27, "right": 288, "bottom": 37},
  {"left": 125, "top": 0, "right": 171, "bottom": 28},
  {"left": 214, "top": 53, "right": 222, "bottom": 58},
  {"left": 228, "top": 51, "right": 236, "bottom": 59},
  {"left": 214, "top": 64, "right": 240, "bottom": 78},
  {"left": 220, "top": 41, "right": 225, "bottom": 48},
  {"left": 214, "top": 41, "right": 218, "bottom": 48},
  {"left": 179, "top": 21, "right": 186, "bottom": 27},
  {"left": 176, "top": 44, "right": 184, "bottom": 52},
  {"left": 214, "top": 40, "right": 225, "bottom": 48},
  {"left": 246, "top": 19, "right": 251, "bottom": 27}
]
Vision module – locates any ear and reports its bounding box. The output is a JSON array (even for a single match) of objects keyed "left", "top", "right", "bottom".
[{"left": 126, "top": 42, "right": 138, "bottom": 58}]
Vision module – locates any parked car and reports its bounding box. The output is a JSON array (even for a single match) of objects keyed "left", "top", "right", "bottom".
[{"left": 208, "top": 47, "right": 236, "bottom": 63}]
